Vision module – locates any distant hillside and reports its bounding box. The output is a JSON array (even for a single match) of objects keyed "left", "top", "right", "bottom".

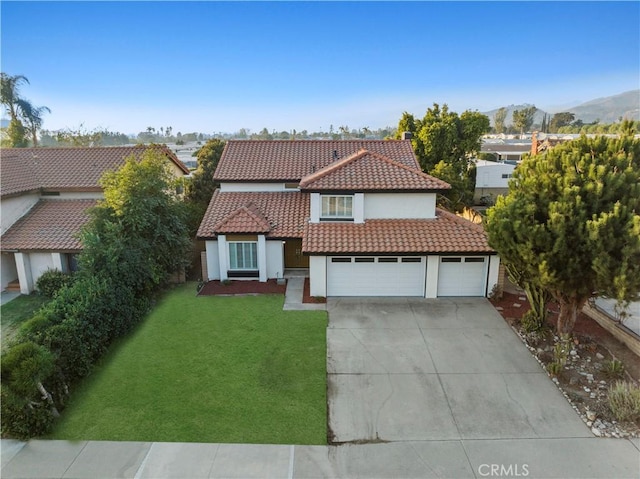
[
  {"left": 567, "top": 90, "right": 639, "bottom": 123},
  {"left": 0, "top": 118, "right": 9, "bottom": 129},
  {"left": 483, "top": 90, "right": 640, "bottom": 127}
]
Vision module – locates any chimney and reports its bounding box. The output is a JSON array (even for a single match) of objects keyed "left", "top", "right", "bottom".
[{"left": 401, "top": 131, "right": 412, "bottom": 140}]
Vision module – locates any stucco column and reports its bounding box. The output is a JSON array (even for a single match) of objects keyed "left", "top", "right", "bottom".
[
  {"left": 425, "top": 255, "right": 439, "bottom": 298},
  {"left": 15, "top": 252, "right": 34, "bottom": 294},
  {"left": 217, "top": 235, "right": 228, "bottom": 281},
  {"left": 353, "top": 193, "right": 364, "bottom": 223},
  {"left": 258, "top": 235, "right": 267, "bottom": 282}
]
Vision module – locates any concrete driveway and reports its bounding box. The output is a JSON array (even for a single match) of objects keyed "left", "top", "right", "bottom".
[{"left": 327, "top": 297, "right": 592, "bottom": 443}]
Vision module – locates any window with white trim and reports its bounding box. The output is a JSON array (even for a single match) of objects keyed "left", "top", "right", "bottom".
[
  {"left": 321, "top": 195, "right": 353, "bottom": 219},
  {"left": 228, "top": 242, "right": 258, "bottom": 270}
]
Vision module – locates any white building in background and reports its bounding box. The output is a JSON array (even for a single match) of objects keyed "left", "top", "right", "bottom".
[{"left": 474, "top": 159, "right": 517, "bottom": 205}]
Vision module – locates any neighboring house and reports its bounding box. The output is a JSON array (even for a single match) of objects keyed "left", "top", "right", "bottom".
[
  {"left": 197, "top": 140, "right": 500, "bottom": 298},
  {"left": 474, "top": 159, "right": 517, "bottom": 205},
  {"left": 0, "top": 146, "right": 190, "bottom": 293},
  {"left": 480, "top": 140, "right": 531, "bottom": 163}
]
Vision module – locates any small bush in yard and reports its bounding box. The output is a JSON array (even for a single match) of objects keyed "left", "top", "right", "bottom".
[
  {"left": 608, "top": 381, "right": 640, "bottom": 423},
  {"left": 35, "top": 269, "right": 74, "bottom": 298},
  {"left": 547, "top": 362, "right": 563, "bottom": 377},
  {"left": 601, "top": 359, "right": 625, "bottom": 379}
]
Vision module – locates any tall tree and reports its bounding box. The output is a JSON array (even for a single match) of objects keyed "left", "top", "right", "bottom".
[
  {"left": 1, "top": 73, "right": 51, "bottom": 147},
  {"left": 512, "top": 106, "right": 537, "bottom": 136},
  {"left": 1, "top": 73, "right": 31, "bottom": 147},
  {"left": 82, "top": 148, "right": 191, "bottom": 294},
  {"left": 486, "top": 133, "right": 640, "bottom": 334},
  {"left": 185, "top": 139, "right": 226, "bottom": 233},
  {"left": 493, "top": 107, "right": 508, "bottom": 134},
  {"left": 0, "top": 73, "right": 29, "bottom": 122},
  {"left": 396, "top": 104, "right": 490, "bottom": 211},
  {"left": 548, "top": 112, "right": 575, "bottom": 133},
  {"left": 540, "top": 113, "right": 548, "bottom": 133},
  {"left": 18, "top": 102, "right": 51, "bottom": 147}
]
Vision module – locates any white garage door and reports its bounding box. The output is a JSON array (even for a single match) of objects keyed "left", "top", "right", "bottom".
[
  {"left": 327, "top": 257, "right": 425, "bottom": 296},
  {"left": 437, "top": 256, "right": 488, "bottom": 297}
]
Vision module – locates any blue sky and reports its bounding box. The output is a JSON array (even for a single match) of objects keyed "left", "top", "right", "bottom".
[{"left": 2, "top": 1, "right": 639, "bottom": 134}]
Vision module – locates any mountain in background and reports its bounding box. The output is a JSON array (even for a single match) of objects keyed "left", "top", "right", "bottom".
[
  {"left": 483, "top": 90, "right": 639, "bottom": 126},
  {"left": 566, "top": 90, "right": 639, "bottom": 124}
]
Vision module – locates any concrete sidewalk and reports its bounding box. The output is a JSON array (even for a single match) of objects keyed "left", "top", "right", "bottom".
[{"left": 2, "top": 437, "right": 639, "bottom": 478}]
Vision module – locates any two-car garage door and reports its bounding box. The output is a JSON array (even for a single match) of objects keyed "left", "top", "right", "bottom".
[
  {"left": 327, "top": 257, "right": 425, "bottom": 296},
  {"left": 326, "top": 256, "right": 488, "bottom": 297}
]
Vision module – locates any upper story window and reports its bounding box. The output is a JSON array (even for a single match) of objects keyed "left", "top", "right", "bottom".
[{"left": 321, "top": 195, "right": 353, "bottom": 220}]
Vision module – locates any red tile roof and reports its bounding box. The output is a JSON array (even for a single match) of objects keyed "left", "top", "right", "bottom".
[
  {"left": 214, "top": 204, "right": 271, "bottom": 234},
  {"left": 1, "top": 145, "right": 189, "bottom": 198},
  {"left": 214, "top": 140, "right": 419, "bottom": 182},
  {"left": 197, "top": 190, "right": 309, "bottom": 239},
  {"left": 302, "top": 209, "right": 492, "bottom": 254},
  {"left": 1, "top": 199, "right": 96, "bottom": 251},
  {"left": 299, "top": 149, "right": 450, "bottom": 191}
]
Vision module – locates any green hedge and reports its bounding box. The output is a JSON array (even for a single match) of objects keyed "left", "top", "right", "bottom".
[{"left": 1, "top": 275, "right": 150, "bottom": 439}]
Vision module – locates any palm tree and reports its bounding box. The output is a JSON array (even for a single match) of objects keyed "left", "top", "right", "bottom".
[
  {"left": 1, "top": 73, "right": 51, "bottom": 147},
  {"left": 18, "top": 101, "right": 51, "bottom": 147},
  {"left": 1, "top": 73, "right": 29, "bottom": 121}
]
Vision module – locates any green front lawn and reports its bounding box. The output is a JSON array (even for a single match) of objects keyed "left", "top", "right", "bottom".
[
  {"left": 49, "top": 283, "right": 328, "bottom": 444},
  {"left": 1, "top": 294, "right": 49, "bottom": 349}
]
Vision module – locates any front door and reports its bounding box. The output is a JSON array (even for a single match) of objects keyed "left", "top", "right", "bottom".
[{"left": 284, "top": 239, "right": 309, "bottom": 268}]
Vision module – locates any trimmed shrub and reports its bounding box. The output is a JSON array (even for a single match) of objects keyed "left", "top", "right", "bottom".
[
  {"left": 1, "top": 386, "right": 54, "bottom": 440},
  {"left": 36, "top": 269, "right": 74, "bottom": 298},
  {"left": 1, "top": 342, "right": 58, "bottom": 439}
]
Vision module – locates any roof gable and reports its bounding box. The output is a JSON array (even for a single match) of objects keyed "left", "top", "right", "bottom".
[
  {"left": 214, "top": 204, "right": 271, "bottom": 234},
  {"left": 197, "top": 190, "right": 309, "bottom": 239},
  {"left": 299, "top": 149, "right": 450, "bottom": 191},
  {"left": 0, "top": 145, "right": 189, "bottom": 198},
  {"left": 213, "top": 140, "right": 419, "bottom": 182}
]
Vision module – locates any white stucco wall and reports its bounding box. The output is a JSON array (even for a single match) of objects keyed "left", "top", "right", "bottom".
[
  {"left": 205, "top": 240, "right": 220, "bottom": 281},
  {"left": 425, "top": 255, "right": 440, "bottom": 298},
  {"left": 1, "top": 194, "right": 39, "bottom": 234},
  {"left": 30, "top": 253, "right": 55, "bottom": 288},
  {"left": 266, "top": 240, "right": 284, "bottom": 280},
  {"left": 364, "top": 193, "right": 437, "bottom": 219},
  {"left": 309, "top": 256, "right": 327, "bottom": 297},
  {"left": 487, "top": 255, "right": 501, "bottom": 296},
  {"left": 475, "top": 161, "right": 516, "bottom": 189},
  {"left": 1, "top": 253, "right": 18, "bottom": 290},
  {"left": 220, "top": 183, "right": 287, "bottom": 192},
  {"left": 309, "top": 193, "right": 320, "bottom": 223}
]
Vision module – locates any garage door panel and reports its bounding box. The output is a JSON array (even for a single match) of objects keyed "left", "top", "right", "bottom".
[
  {"left": 327, "top": 257, "right": 425, "bottom": 296},
  {"left": 437, "top": 256, "right": 487, "bottom": 297}
]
